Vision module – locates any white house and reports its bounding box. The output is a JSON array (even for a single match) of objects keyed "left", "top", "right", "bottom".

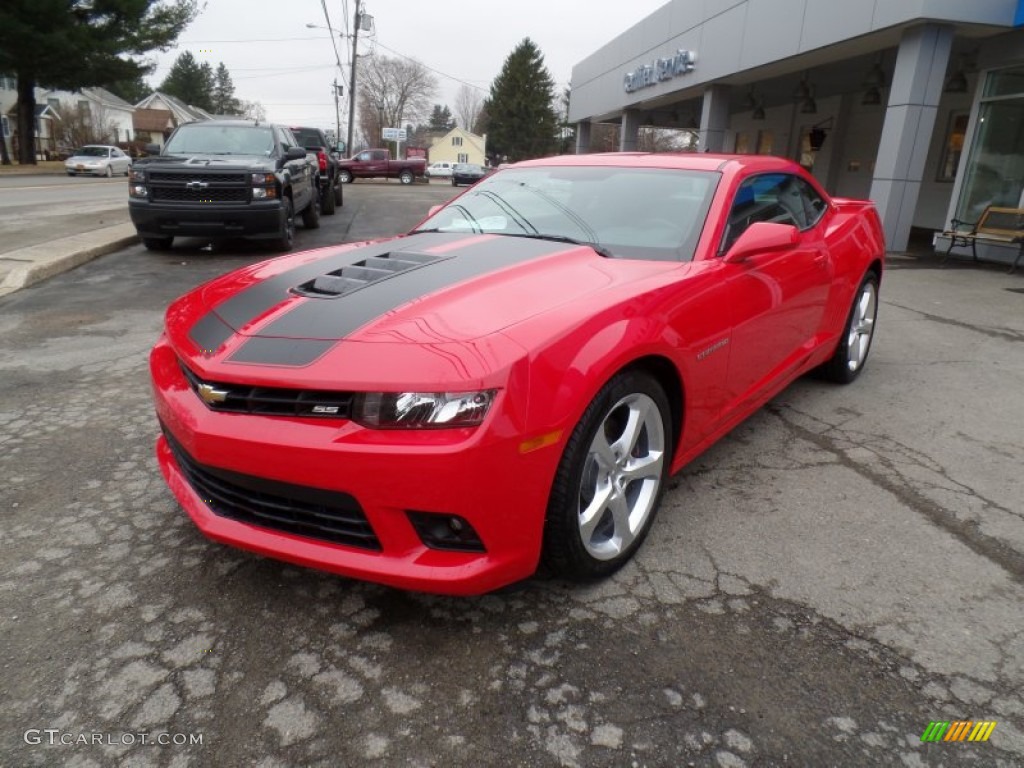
[{"left": 44, "top": 87, "right": 136, "bottom": 144}]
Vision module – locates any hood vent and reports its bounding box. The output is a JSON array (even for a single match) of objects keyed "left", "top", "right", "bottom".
[{"left": 292, "top": 249, "right": 442, "bottom": 298}]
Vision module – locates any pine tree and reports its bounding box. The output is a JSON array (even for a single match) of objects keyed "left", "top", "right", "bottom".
[
  {"left": 486, "top": 39, "right": 558, "bottom": 162},
  {"left": 160, "top": 51, "right": 215, "bottom": 112},
  {"left": 0, "top": 0, "right": 196, "bottom": 164},
  {"left": 211, "top": 63, "right": 241, "bottom": 115},
  {"left": 428, "top": 104, "right": 454, "bottom": 132}
]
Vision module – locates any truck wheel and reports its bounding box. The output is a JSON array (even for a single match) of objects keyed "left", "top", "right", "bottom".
[
  {"left": 302, "top": 190, "right": 321, "bottom": 229},
  {"left": 399, "top": 170, "right": 414, "bottom": 185},
  {"left": 339, "top": 169, "right": 353, "bottom": 184},
  {"left": 333, "top": 182, "right": 343, "bottom": 207},
  {"left": 321, "top": 184, "right": 336, "bottom": 215},
  {"left": 142, "top": 237, "right": 173, "bottom": 251},
  {"left": 274, "top": 198, "right": 295, "bottom": 251}
]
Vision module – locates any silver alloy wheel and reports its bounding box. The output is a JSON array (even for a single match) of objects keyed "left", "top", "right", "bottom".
[
  {"left": 577, "top": 392, "right": 666, "bottom": 560},
  {"left": 847, "top": 280, "right": 877, "bottom": 371}
]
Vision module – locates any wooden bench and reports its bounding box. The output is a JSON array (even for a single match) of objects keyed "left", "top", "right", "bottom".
[{"left": 941, "top": 206, "right": 1024, "bottom": 273}]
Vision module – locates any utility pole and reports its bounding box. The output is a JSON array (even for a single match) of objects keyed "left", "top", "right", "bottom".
[
  {"left": 346, "top": 0, "right": 361, "bottom": 157},
  {"left": 333, "top": 79, "right": 342, "bottom": 148}
]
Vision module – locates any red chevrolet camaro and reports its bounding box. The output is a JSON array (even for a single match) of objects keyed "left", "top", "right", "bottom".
[{"left": 151, "top": 153, "right": 884, "bottom": 595}]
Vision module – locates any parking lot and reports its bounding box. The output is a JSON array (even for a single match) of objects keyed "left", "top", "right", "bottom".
[{"left": 2, "top": 181, "right": 1023, "bottom": 767}]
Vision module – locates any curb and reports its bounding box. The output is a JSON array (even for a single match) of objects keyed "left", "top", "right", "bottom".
[{"left": 0, "top": 224, "right": 138, "bottom": 298}]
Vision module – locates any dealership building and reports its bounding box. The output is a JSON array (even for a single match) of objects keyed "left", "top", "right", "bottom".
[{"left": 569, "top": 0, "right": 1024, "bottom": 259}]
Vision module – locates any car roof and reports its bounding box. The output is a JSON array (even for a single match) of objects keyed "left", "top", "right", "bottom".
[{"left": 513, "top": 152, "right": 804, "bottom": 175}]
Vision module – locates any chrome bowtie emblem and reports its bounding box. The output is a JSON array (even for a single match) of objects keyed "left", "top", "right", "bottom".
[
  {"left": 196, "top": 383, "right": 229, "bottom": 404},
  {"left": 186, "top": 180, "right": 209, "bottom": 190}
]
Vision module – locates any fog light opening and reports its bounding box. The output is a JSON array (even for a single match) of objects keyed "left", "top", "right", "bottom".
[{"left": 407, "top": 511, "right": 485, "bottom": 553}]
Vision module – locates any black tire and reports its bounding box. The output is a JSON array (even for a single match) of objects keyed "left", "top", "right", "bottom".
[
  {"left": 66, "top": 171, "right": 75, "bottom": 176},
  {"left": 399, "top": 169, "right": 414, "bottom": 185},
  {"left": 274, "top": 197, "right": 295, "bottom": 251},
  {"left": 333, "top": 182, "right": 343, "bottom": 207},
  {"left": 817, "top": 270, "right": 879, "bottom": 384},
  {"left": 301, "top": 190, "right": 321, "bottom": 229},
  {"left": 339, "top": 169, "right": 353, "bottom": 184},
  {"left": 451, "top": 178, "right": 457, "bottom": 186},
  {"left": 542, "top": 369, "right": 673, "bottom": 581},
  {"left": 104, "top": 165, "right": 113, "bottom": 178},
  {"left": 142, "top": 236, "right": 173, "bottom": 251},
  {"left": 321, "top": 182, "right": 336, "bottom": 215}
]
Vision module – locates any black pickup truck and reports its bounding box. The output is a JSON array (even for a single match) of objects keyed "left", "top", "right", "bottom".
[
  {"left": 128, "top": 120, "right": 319, "bottom": 251},
  {"left": 289, "top": 126, "right": 343, "bottom": 214}
]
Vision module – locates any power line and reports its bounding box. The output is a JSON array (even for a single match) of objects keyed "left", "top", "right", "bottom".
[{"left": 367, "top": 38, "right": 489, "bottom": 93}]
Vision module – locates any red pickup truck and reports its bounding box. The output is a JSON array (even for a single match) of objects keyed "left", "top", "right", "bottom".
[{"left": 336, "top": 149, "right": 427, "bottom": 185}]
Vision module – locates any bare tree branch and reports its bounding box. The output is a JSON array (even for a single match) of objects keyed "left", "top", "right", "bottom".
[{"left": 453, "top": 84, "right": 483, "bottom": 132}]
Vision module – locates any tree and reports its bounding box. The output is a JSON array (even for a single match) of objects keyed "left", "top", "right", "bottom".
[
  {"left": 486, "top": 38, "right": 558, "bottom": 162},
  {"left": 357, "top": 54, "right": 436, "bottom": 147},
  {"left": 103, "top": 73, "right": 152, "bottom": 106},
  {"left": 50, "top": 101, "right": 118, "bottom": 148},
  {"left": 211, "top": 62, "right": 241, "bottom": 115},
  {"left": 454, "top": 84, "right": 484, "bottom": 132},
  {"left": 0, "top": 0, "right": 197, "bottom": 164},
  {"left": 238, "top": 100, "right": 266, "bottom": 122},
  {"left": 428, "top": 104, "right": 454, "bottom": 132},
  {"left": 159, "top": 51, "right": 215, "bottom": 112}
]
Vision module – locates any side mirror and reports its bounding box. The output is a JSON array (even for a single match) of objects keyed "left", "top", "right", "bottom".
[
  {"left": 144, "top": 143, "right": 160, "bottom": 155},
  {"left": 285, "top": 146, "right": 308, "bottom": 160},
  {"left": 723, "top": 222, "right": 799, "bottom": 263}
]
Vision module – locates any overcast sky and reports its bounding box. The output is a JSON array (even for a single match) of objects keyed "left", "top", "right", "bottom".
[{"left": 147, "top": 0, "right": 670, "bottom": 135}]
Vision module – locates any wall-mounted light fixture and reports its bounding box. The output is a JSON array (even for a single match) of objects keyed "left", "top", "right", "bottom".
[
  {"left": 944, "top": 49, "right": 977, "bottom": 93},
  {"left": 807, "top": 116, "right": 834, "bottom": 151}
]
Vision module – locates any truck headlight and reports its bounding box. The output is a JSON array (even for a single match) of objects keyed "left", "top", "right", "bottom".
[{"left": 352, "top": 390, "right": 497, "bottom": 429}]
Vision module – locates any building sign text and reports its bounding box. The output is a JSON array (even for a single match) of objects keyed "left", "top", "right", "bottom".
[{"left": 624, "top": 49, "right": 697, "bottom": 93}]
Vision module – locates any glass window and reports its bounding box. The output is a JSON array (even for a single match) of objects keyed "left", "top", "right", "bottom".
[
  {"left": 956, "top": 69, "right": 1024, "bottom": 221},
  {"left": 414, "top": 166, "right": 721, "bottom": 262},
  {"left": 937, "top": 111, "right": 969, "bottom": 182},
  {"left": 452, "top": 136, "right": 462, "bottom": 146},
  {"left": 720, "top": 173, "right": 824, "bottom": 253}
]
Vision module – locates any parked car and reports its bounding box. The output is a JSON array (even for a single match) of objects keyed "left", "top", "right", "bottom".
[
  {"left": 151, "top": 153, "right": 884, "bottom": 595},
  {"left": 65, "top": 145, "right": 132, "bottom": 177},
  {"left": 128, "top": 120, "right": 318, "bottom": 252},
  {"left": 289, "top": 125, "right": 343, "bottom": 214},
  {"left": 451, "top": 163, "right": 488, "bottom": 187},
  {"left": 336, "top": 149, "right": 427, "bottom": 184},
  {"left": 426, "top": 161, "right": 455, "bottom": 178}
]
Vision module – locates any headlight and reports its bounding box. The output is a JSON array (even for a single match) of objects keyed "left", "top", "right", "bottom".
[
  {"left": 352, "top": 390, "right": 497, "bottom": 429},
  {"left": 129, "top": 168, "right": 145, "bottom": 182},
  {"left": 128, "top": 184, "right": 147, "bottom": 198},
  {"left": 251, "top": 173, "right": 275, "bottom": 185}
]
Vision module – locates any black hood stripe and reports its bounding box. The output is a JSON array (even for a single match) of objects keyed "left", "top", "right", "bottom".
[{"left": 191, "top": 233, "right": 574, "bottom": 367}]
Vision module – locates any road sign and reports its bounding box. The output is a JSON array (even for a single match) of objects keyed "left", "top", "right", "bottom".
[{"left": 382, "top": 127, "right": 407, "bottom": 141}]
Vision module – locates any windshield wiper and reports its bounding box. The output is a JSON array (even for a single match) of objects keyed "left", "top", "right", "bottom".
[{"left": 497, "top": 232, "right": 613, "bottom": 258}]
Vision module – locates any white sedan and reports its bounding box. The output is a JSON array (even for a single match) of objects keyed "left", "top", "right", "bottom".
[{"left": 65, "top": 145, "right": 132, "bottom": 177}]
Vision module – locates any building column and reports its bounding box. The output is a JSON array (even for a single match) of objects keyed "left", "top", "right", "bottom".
[
  {"left": 619, "top": 110, "right": 641, "bottom": 151},
  {"left": 575, "top": 120, "right": 591, "bottom": 154},
  {"left": 699, "top": 85, "right": 731, "bottom": 152},
  {"left": 869, "top": 24, "right": 954, "bottom": 251}
]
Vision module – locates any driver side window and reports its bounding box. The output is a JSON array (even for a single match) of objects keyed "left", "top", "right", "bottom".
[{"left": 720, "top": 173, "right": 820, "bottom": 254}]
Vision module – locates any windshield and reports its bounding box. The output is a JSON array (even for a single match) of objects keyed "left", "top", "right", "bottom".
[
  {"left": 164, "top": 124, "right": 275, "bottom": 156},
  {"left": 414, "top": 166, "right": 720, "bottom": 261},
  {"left": 73, "top": 146, "right": 108, "bottom": 157}
]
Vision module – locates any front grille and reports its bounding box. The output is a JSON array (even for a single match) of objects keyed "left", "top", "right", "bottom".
[
  {"left": 149, "top": 172, "right": 245, "bottom": 184},
  {"left": 163, "top": 427, "right": 380, "bottom": 550},
  {"left": 147, "top": 170, "right": 250, "bottom": 204},
  {"left": 152, "top": 187, "right": 249, "bottom": 203},
  {"left": 180, "top": 362, "right": 353, "bottom": 419}
]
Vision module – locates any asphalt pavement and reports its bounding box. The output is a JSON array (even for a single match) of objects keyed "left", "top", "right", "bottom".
[{"left": 1, "top": 182, "right": 1023, "bottom": 766}]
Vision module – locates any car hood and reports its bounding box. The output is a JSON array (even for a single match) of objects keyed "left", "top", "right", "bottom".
[
  {"left": 168, "top": 232, "right": 681, "bottom": 374},
  {"left": 140, "top": 153, "right": 273, "bottom": 170}
]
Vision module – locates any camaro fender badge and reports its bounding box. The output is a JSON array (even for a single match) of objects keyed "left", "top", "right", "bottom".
[
  {"left": 196, "top": 383, "right": 230, "bottom": 405},
  {"left": 696, "top": 337, "right": 730, "bottom": 361}
]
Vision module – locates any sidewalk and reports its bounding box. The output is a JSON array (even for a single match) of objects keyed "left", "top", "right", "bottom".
[
  {"left": 0, "top": 160, "right": 66, "bottom": 177},
  {"left": 0, "top": 222, "right": 137, "bottom": 298}
]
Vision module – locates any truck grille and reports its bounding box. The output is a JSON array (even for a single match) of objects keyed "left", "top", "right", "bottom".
[
  {"left": 163, "top": 427, "right": 381, "bottom": 551},
  {"left": 147, "top": 170, "right": 250, "bottom": 204},
  {"left": 180, "top": 361, "right": 354, "bottom": 419}
]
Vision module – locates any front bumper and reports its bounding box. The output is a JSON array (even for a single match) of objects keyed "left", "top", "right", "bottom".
[
  {"left": 129, "top": 200, "right": 286, "bottom": 240},
  {"left": 150, "top": 340, "right": 560, "bottom": 595}
]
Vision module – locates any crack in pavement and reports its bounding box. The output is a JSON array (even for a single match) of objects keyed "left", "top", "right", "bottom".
[
  {"left": 768, "top": 404, "right": 1024, "bottom": 583},
  {"left": 884, "top": 299, "right": 1024, "bottom": 342}
]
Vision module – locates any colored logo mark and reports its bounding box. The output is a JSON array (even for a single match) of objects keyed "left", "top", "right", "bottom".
[{"left": 921, "top": 721, "right": 997, "bottom": 742}]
